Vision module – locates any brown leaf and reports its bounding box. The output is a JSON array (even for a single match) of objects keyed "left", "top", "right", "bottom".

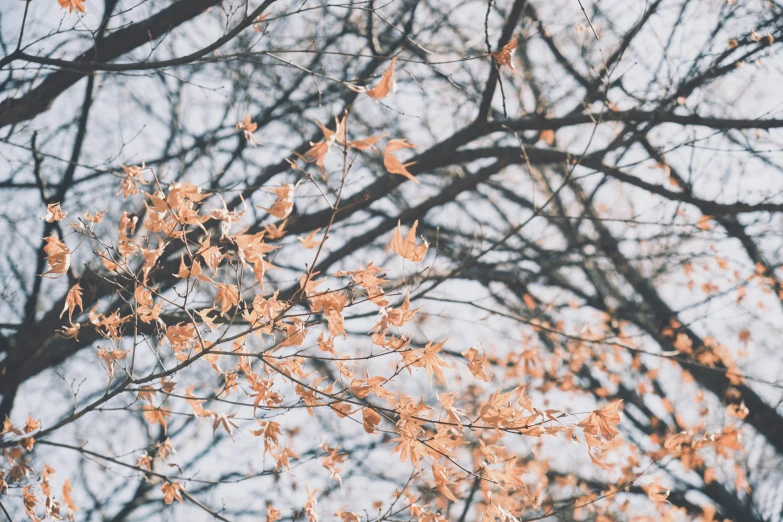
[
  {"left": 61, "top": 283, "right": 83, "bottom": 321},
  {"left": 358, "top": 58, "right": 397, "bottom": 99},
  {"left": 160, "top": 482, "right": 184, "bottom": 504},
  {"left": 83, "top": 209, "right": 107, "bottom": 224},
  {"left": 184, "top": 386, "right": 212, "bottom": 417},
  {"left": 58, "top": 0, "right": 87, "bottom": 14},
  {"left": 214, "top": 283, "right": 240, "bottom": 314},
  {"left": 259, "top": 184, "right": 295, "bottom": 220},
  {"left": 490, "top": 36, "right": 520, "bottom": 74},
  {"left": 299, "top": 228, "right": 324, "bottom": 249},
  {"left": 267, "top": 504, "right": 282, "bottom": 522},
  {"left": 362, "top": 408, "right": 382, "bottom": 434},
  {"left": 645, "top": 480, "right": 670, "bottom": 503},
  {"left": 43, "top": 234, "right": 71, "bottom": 278},
  {"left": 237, "top": 114, "right": 260, "bottom": 146},
  {"left": 390, "top": 220, "right": 429, "bottom": 262},
  {"left": 43, "top": 202, "right": 67, "bottom": 223},
  {"left": 383, "top": 139, "right": 418, "bottom": 183},
  {"left": 142, "top": 405, "right": 170, "bottom": 433},
  {"left": 578, "top": 400, "right": 623, "bottom": 441},
  {"left": 63, "top": 479, "right": 79, "bottom": 513}
]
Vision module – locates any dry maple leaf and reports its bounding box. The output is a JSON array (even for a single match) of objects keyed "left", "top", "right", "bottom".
[
  {"left": 349, "top": 58, "right": 397, "bottom": 99},
  {"left": 184, "top": 386, "right": 212, "bottom": 417},
  {"left": 383, "top": 291, "right": 418, "bottom": 328},
  {"left": 383, "top": 139, "right": 418, "bottom": 183},
  {"left": 250, "top": 420, "right": 281, "bottom": 453},
  {"left": 267, "top": 504, "right": 282, "bottom": 522},
  {"left": 304, "top": 486, "right": 319, "bottom": 522},
  {"left": 390, "top": 220, "right": 429, "bottom": 262},
  {"left": 97, "top": 347, "right": 128, "bottom": 379},
  {"left": 414, "top": 339, "right": 451, "bottom": 382},
  {"left": 297, "top": 116, "right": 347, "bottom": 177},
  {"left": 259, "top": 184, "right": 295, "bottom": 220},
  {"left": 83, "top": 209, "right": 107, "bottom": 224},
  {"left": 350, "top": 375, "right": 387, "bottom": 399},
  {"left": 117, "top": 163, "right": 149, "bottom": 199},
  {"left": 42, "top": 234, "right": 71, "bottom": 278},
  {"left": 23, "top": 416, "right": 40, "bottom": 434},
  {"left": 320, "top": 443, "right": 347, "bottom": 487},
  {"left": 142, "top": 405, "right": 170, "bottom": 433},
  {"left": 22, "top": 486, "right": 38, "bottom": 518},
  {"left": 237, "top": 114, "right": 261, "bottom": 146},
  {"left": 301, "top": 139, "right": 331, "bottom": 176},
  {"left": 315, "top": 116, "right": 346, "bottom": 145},
  {"left": 59, "top": 322, "right": 80, "bottom": 341},
  {"left": 264, "top": 219, "right": 288, "bottom": 239},
  {"left": 335, "top": 510, "right": 361, "bottom": 522},
  {"left": 432, "top": 462, "right": 459, "bottom": 502},
  {"left": 61, "top": 283, "right": 83, "bottom": 321},
  {"left": 391, "top": 429, "right": 429, "bottom": 470},
  {"left": 347, "top": 134, "right": 386, "bottom": 151},
  {"left": 58, "top": 0, "right": 87, "bottom": 14},
  {"left": 362, "top": 407, "right": 382, "bottom": 434},
  {"left": 214, "top": 283, "right": 240, "bottom": 315},
  {"left": 2, "top": 416, "right": 22, "bottom": 436},
  {"left": 135, "top": 452, "right": 152, "bottom": 471},
  {"left": 43, "top": 202, "right": 67, "bottom": 223},
  {"left": 156, "top": 438, "right": 176, "bottom": 460},
  {"left": 645, "top": 480, "right": 671, "bottom": 503},
  {"left": 438, "top": 392, "right": 467, "bottom": 426},
  {"left": 299, "top": 228, "right": 324, "bottom": 249},
  {"left": 160, "top": 482, "right": 184, "bottom": 504},
  {"left": 462, "top": 344, "right": 490, "bottom": 381},
  {"left": 212, "top": 412, "right": 240, "bottom": 440},
  {"left": 578, "top": 400, "right": 623, "bottom": 441},
  {"left": 62, "top": 479, "right": 78, "bottom": 514},
  {"left": 98, "top": 250, "right": 119, "bottom": 271},
  {"left": 273, "top": 447, "right": 299, "bottom": 472},
  {"left": 490, "top": 36, "right": 521, "bottom": 76}
]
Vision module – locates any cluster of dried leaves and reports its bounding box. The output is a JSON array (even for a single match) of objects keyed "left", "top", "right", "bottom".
[{"left": 0, "top": 15, "right": 754, "bottom": 519}]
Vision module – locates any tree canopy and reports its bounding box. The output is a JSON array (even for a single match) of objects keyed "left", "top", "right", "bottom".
[{"left": 1, "top": 0, "right": 783, "bottom": 521}]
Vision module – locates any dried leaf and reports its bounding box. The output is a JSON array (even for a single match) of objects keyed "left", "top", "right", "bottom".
[
  {"left": 362, "top": 408, "right": 382, "bottom": 434},
  {"left": 44, "top": 202, "right": 67, "bottom": 223},
  {"left": 260, "top": 184, "right": 295, "bottom": 220},
  {"left": 237, "top": 114, "right": 261, "bottom": 146},
  {"left": 384, "top": 139, "right": 418, "bottom": 183},
  {"left": 61, "top": 283, "right": 83, "bottom": 321},
  {"left": 58, "top": 0, "right": 86, "bottom": 14},
  {"left": 43, "top": 235, "right": 71, "bottom": 278},
  {"left": 390, "top": 220, "right": 429, "bottom": 262},
  {"left": 490, "top": 36, "right": 520, "bottom": 75},
  {"left": 350, "top": 58, "right": 397, "bottom": 99}
]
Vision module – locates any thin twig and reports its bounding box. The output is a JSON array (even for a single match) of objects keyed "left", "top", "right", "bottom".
[{"left": 577, "top": 0, "right": 599, "bottom": 39}]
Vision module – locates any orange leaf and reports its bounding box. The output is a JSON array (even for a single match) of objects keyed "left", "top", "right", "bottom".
[
  {"left": 384, "top": 139, "right": 418, "bottom": 183},
  {"left": 43, "top": 235, "right": 71, "bottom": 278},
  {"left": 58, "top": 0, "right": 87, "bottom": 14},
  {"left": 61, "top": 283, "right": 83, "bottom": 321},
  {"left": 490, "top": 36, "right": 520, "bottom": 75},
  {"left": 259, "top": 184, "right": 295, "bottom": 220},
  {"left": 390, "top": 220, "right": 429, "bottom": 262},
  {"left": 362, "top": 408, "right": 382, "bottom": 434},
  {"left": 355, "top": 58, "right": 397, "bottom": 99},
  {"left": 43, "top": 202, "right": 67, "bottom": 223}
]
